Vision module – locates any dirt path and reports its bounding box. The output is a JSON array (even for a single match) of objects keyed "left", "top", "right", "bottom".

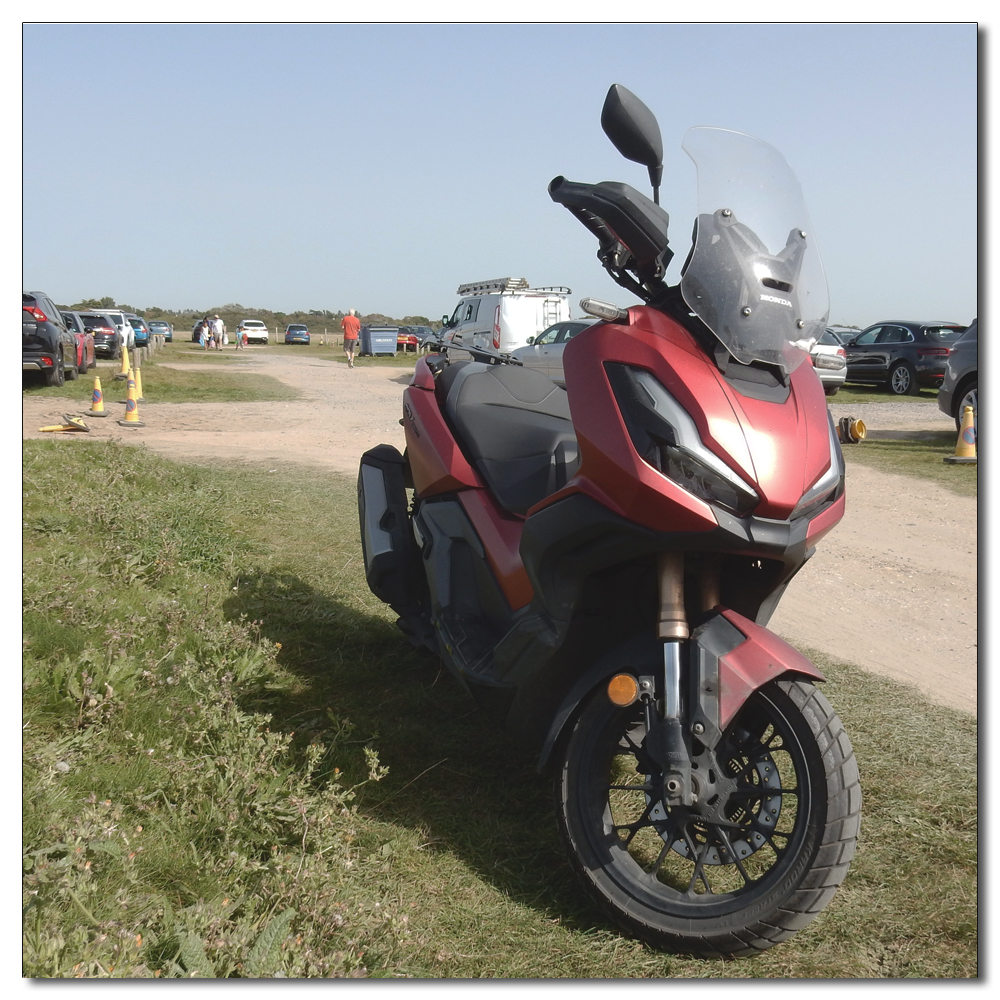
[{"left": 23, "top": 352, "right": 977, "bottom": 715}]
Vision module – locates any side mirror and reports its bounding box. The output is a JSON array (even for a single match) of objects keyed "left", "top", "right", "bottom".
[
  {"left": 601, "top": 84, "right": 664, "bottom": 203},
  {"left": 526, "top": 336, "right": 535, "bottom": 345}
]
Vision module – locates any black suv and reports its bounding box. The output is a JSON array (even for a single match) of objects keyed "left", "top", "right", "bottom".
[
  {"left": 843, "top": 320, "right": 968, "bottom": 395},
  {"left": 23, "top": 291, "right": 79, "bottom": 387}
]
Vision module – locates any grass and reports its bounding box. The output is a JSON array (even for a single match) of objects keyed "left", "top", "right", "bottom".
[
  {"left": 22, "top": 440, "right": 977, "bottom": 978},
  {"left": 830, "top": 383, "right": 943, "bottom": 404},
  {"left": 842, "top": 432, "right": 977, "bottom": 498}
]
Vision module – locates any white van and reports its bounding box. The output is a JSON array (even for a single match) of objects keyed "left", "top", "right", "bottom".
[
  {"left": 100, "top": 309, "right": 135, "bottom": 350},
  {"left": 439, "top": 278, "right": 572, "bottom": 360}
]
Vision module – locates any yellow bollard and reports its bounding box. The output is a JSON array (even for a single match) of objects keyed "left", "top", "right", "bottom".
[
  {"left": 115, "top": 342, "right": 130, "bottom": 379},
  {"left": 89, "top": 376, "right": 108, "bottom": 417},
  {"left": 134, "top": 364, "right": 145, "bottom": 403},
  {"left": 944, "top": 405, "right": 977, "bottom": 464},
  {"left": 117, "top": 370, "right": 145, "bottom": 428}
]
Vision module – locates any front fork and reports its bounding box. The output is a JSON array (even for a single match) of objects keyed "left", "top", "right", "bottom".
[{"left": 643, "top": 551, "right": 713, "bottom": 809}]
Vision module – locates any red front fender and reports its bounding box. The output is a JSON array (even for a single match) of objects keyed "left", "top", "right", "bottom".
[{"left": 716, "top": 608, "right": 825, "bottom": 730}]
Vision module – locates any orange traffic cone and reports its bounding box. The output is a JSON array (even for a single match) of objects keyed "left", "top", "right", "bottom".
[
  {"left": 117, "top": 370, "right": 145, "bottom": 428},
  {"left": 944, "top": 405, "right": 977, "bottom": 464},
  {"left": 89, "top": 376, "right": 108, "bottom": 417},
  {"left": 837, "top": 416, "right": 867, "bottom": 444},
  {"left": 115, "top": 344, "right": 130, "bottom": 380}
]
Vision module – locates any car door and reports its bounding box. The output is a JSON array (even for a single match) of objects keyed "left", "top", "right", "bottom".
[
  {"left": 446, "top": 298, "right": 481, "bottom": 359},
  {"left": 844, "top": 327, "right": 883, "bottom": 380},
  {"left": 876, "top": 324, "right": 914, "bottom": 374},
  {"left": 517, "top": 323, "right": 562, "bottom": 377}
]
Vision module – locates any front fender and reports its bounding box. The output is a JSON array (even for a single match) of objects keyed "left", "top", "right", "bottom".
[{"left": 536, "top": 607, "right": 824, "bottom": 770}]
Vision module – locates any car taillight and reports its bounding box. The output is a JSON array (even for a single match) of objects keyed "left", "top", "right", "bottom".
[
  {"left": 493, "top": 305, "right": 501, "bottom": 350},
  {"left": 836, "top": 347, "right": 846, "bottom": 357},
  {"left": 24, "top": 306, "right": 47, "bottom": 322},
  {"left": 918, "top": 347, "right": 950, "bottom": 357}
]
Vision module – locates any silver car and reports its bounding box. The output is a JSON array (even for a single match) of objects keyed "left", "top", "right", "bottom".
[
  {"left": 810, "top": 328, "right": 848, "bottom": 396},
  {"left": 938, "top": 318, "right": 977, "bottom": 430},
  {"left": 510, "top": 318, "right": 598, "bottom": 385}
]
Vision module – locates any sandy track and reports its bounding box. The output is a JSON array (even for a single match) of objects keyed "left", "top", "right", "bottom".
[{"left": 23, "top": 352, "right": 977, "bottom": 715}]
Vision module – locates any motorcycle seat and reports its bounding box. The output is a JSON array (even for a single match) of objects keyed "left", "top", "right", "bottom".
[{"left": 441, "top": 362, "right": 580, "bottom": 515}]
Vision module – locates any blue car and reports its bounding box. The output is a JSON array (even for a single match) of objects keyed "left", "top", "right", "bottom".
[
  {"left": 284, "top": 324, "right": 310, "bottom": 345},
  {"left": 127, "top": 314, "right": 150, "bottom": 347}
]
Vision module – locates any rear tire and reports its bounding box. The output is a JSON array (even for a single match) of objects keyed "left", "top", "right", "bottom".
[
  {"left": 824, "top": 385, "right": 840, "bottom": 397},
  {"left": 44, "top": 356, "right": 65, "bottom": 388},
  {"left": 955, "top": 381, "right": 977, "bottom": 432},
  {"left": 555, "top": 678, "right": 860, "bottom": 956},
  {"left": 888, "top": 361, "right": 918, "bottom": 396}
]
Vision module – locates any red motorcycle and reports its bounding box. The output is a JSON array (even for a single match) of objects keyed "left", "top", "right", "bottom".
[{"left": 359, "top": 85, "right": 860, "bottom": 956}]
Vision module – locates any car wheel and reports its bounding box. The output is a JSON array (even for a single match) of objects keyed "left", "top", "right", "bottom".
[
  {"left": 888, "top": 361, "right": 918, "bottom": 396},
  {"left": 44, "top": 356, "right": 65, "bottom": 387},
  {"left": 65, "top": 359, "right": 79, "bottom": 380},
  {"left": 955, "top": 381, "right": 978, "bottom": 432},
  {"left": 824, "top": 385, "right": 840, "bottom": 397}
]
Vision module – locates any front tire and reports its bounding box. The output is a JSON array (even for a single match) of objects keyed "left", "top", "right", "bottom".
[
  {"left": 555, "top": 678, "right": 860, "bottom": 956},
  {"left": 955, "top": 381, "right": 977, "bottom": 432}
]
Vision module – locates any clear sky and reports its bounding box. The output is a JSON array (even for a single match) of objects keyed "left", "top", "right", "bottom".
[{"left": 23, "top": 21, "right": 978, "bottom": 327}]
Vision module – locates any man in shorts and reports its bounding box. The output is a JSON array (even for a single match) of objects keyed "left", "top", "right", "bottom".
[{"left": 341, "top": 309, "right": 361, "bottom": 368}]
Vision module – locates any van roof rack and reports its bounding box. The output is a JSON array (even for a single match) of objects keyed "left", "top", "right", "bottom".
[{"left": 456, "top": 277, "right": 530, "bottom": 296}]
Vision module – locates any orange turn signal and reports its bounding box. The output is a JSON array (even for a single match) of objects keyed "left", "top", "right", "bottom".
[{"left": 607, "top": 673, "right": 639, "bottom": 707}]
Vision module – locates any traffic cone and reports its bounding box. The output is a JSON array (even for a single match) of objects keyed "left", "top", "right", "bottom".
[
  {"left": 944, "top": 405, "right": 977, "bottom": 464},
  {"left": 39, "top": 415, "right": 90, "bottom": 433},
  {"left": 117, "top": 370, "right": 144, "bottom": 428},
  {"left": 89, "top": 376, "right": 108, "bottom": 417},
  {"left": 115, "top": 344, "right": 130, "bottom": 380}
]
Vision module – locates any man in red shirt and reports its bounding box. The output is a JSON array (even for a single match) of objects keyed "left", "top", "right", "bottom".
[{"left": 341, "top": 309, "right": 361, "bottom": 368}]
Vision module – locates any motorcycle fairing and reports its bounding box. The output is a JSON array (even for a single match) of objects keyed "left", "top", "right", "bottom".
[{"left": 535, "top": 308, "right": 840, "bottom": 525}]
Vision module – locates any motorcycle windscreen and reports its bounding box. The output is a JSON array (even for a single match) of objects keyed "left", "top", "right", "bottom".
[{"left": 679, "top": 126, "right": 829, "bottom": 375}]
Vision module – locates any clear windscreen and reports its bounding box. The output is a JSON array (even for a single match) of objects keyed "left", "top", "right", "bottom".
[{"left": 679, "top": 127, "right": 829, "bottom": 374}]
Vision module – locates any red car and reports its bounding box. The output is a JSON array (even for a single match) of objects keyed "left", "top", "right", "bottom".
[{"left": 60, "top": 310, "right": 96, "bottom": 374}]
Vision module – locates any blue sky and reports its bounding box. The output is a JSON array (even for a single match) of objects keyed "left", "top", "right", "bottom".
[{"left": 23, "top": 22, "right": 978, "bottom": 327}]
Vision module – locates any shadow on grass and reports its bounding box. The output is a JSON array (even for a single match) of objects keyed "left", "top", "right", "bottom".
[{"left": 222, "top": 570, "right": 599, "bottom": 928}]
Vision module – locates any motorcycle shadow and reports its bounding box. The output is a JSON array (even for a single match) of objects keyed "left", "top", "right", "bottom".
[{"left": 223, "top": 570, "right": 597, "bottom": 926}]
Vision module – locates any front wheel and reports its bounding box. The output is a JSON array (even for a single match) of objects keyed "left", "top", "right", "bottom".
[{"left": 555, "top": 678, "right": 860, "bottom": 956}]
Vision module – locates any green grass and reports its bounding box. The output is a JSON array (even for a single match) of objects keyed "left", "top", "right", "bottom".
[
  {"left": 23, "top": 350, "right": 300, "bottom": 405},
  {"left": 831, "top": 383, "right": 943, "bottom": 404},
  {"left": 22, "top": 440, "right": 977, "bottom": 978},
  {"left": 842, "top": 432, "right": 977, "bottom": 498}
]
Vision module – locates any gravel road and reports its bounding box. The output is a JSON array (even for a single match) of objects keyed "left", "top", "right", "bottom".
[{"left": 23, "top": 350, "right": 977, "bottom": 715}]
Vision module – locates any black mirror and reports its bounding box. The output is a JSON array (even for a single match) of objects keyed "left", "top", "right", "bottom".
[
  {"left": 601, "top": 84, "right": 663, "bottom": 203},
  {"left": 526, "top": 336, "right": 535, "bottom": 345}
]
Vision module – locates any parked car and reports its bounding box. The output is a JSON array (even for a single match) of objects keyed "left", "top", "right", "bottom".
[
  {"left": 125, "top": 313, "right": 150, "bottom": 347},
  {"left": 78, "top": 312, "right": 124, "bottom": 359},
  {"left": 843, "top": 320, "right": 968, "bottom": 395},
  {"left": 284, "top": 324, "right": 310, "bottom": 345},
  {"left": 97, "top": 308, "right": 135, "bottom": 350},
  {"left": 509, "top": 318, "right": 599, "bottom": 385},
  {"left": 237, "top": 319, "right": 269, "bottom": 344},
  {"left": 397, "top": 325, "right": 434, "bottom": 352},
  {"left": 824, "top": 325, "right": 860, "bottom": 345},
  {"left": 147, "top": 319, "right": 173, "bottom": 342},
  {"left": 23, "top": 291, "right": 79, "bottom": 386},
  {"left": 938, "top": 318, "right": 978, "bottom": 431},
  {"left": 60, "top": 310, "right": 96, "bottom": 374},
  {"left": 809, "top": 329, "right": 848, "bottom": 396}
]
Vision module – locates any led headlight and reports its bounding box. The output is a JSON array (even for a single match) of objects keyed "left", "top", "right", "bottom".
[
  {"left": 607, "top": 363, "right": 759, "bottom": 517},
  {"left": 789, "top": 414, "right": 844, "bottom": 520}
]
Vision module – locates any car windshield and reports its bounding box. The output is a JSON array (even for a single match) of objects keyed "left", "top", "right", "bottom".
[
  {"left": 81, "top": 315, "right": 113, "bottom": 330},
  {"left": 817, "top": 331, "right": 842, "bottom": 346},
  {"left": 128, "top": 318, "right": 144, "bottom": 329},
  {"left": 924, "top": 326, "right": 966, "bottom": 343},
  {"left": 288, "top": 325, "right": 307, "bottom": 332}
]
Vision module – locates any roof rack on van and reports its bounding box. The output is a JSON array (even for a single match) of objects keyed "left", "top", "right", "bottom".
[
  {"left": 456, "top": 277, "right": 530, "bottom": 296},
  {"left": 530, "top": 286, "right": 572, "bottom": 294}
]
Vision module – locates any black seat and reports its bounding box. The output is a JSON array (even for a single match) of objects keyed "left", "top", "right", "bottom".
[{"left": 442, "top": 363, "right": 580, "bottom": 515}]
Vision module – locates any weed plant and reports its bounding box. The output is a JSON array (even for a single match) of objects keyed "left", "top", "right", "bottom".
[{"left": 22, "top": 440, "right": 977, "bottom": 977}]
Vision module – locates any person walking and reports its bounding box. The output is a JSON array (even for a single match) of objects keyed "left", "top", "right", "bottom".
[
  {"left": 341, "top": 309, "right": 361, "bottom": 368},
  {"left": 212, "top": 315, "right": 225, "bottom": 351},
  {"left": 199, "top": 316, "right": 210, "bottom": 351}
]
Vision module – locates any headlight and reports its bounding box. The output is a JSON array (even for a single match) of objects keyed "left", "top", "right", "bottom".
[
  {"left": 788, "top": 414, "right": 844, "bottom": 520},
  {"left": 606, "top": 363, "right": 759, "bottom": 517}
]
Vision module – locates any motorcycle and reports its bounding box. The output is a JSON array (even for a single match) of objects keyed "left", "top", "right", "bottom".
[{"left": 358, "top": 84, "right": 861, "bottom": 957}]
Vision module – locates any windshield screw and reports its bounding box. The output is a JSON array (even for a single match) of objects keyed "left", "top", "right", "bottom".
[
  {"left": 722, "top": 208, "right": 732, "bottom": 217},
  {"left": 741, "top": 307, "right": 752, "bottom": 317},
  {"left": 692, "top": 722, "right": 705, "bottom": 735},
  {"left": 797, "top": 320, "right": 805, "bottom": 329},
  {"left": 798, "top": 229, "right": 807, "bottom": 238}
]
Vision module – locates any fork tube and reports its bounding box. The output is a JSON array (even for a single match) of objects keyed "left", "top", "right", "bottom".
[{"left": 662, "top": 640, "right": 682, "bottom": 719}]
